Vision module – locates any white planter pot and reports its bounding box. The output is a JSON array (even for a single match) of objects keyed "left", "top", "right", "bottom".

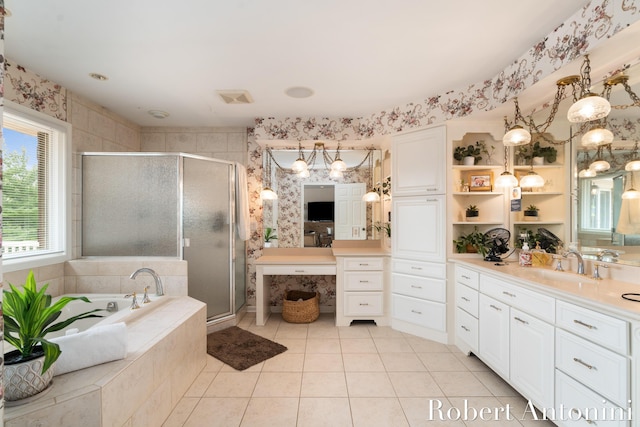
[
  {"left": 4, "top": 351, "right": 54, "bottom": 402},
  {"left": 533, "top": 156, "right": 544, "bottom": 165},
  {"left": 264, "top": 242, "right": 272, "bottom": 248},
  {"left": 463, "top": 156, "right": 475, "bottom": 166}
]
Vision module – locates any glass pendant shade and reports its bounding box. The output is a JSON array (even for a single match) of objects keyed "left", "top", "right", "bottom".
[
  {"left": 329, "top": 169, "right": 343, "bottom": 179},
  {"left": 622, "top": 188, "right": 640, "bottom": 199},
  {"left": 578, "top": 168, "right": 597, "bottom": 178},
  {"left": 331, "top": 158, "right": 347, "bottom": 171},
  {"left": 291, "top": 158, "right": 308, "bottom": 173},
  {"left": 298, "top": 168, "right": 310, "bottom": 178},
  {"left": 519, "top": 170, "right": 545, "bottom": 188},
  {"left": 502, "top": 125, "right": 531, "bottom": 146},
  {"left": 581, "top": 127, "right": 613, "bottom": 147},
  {"left": 625, "top": 160, "right": 640, "bottom": 172},
  {"left": 362, "top": 190, "right": 381, "bottom": 202},
  {"left": 567, "top": 94, "right": 611, "bottom": 123},
  {"left": 589, "top": 159, "right": 610, "bottom": 172},
  {"left": 495, "top": 171, "right": 519, "bottom": 188},
  {"left": 260, "top": 187, "right": 278, "bottom": 200}
]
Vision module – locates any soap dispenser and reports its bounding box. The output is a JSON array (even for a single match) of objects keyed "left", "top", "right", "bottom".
[{"left": 519, "top": 242, "right": 532, "bottom": 267}]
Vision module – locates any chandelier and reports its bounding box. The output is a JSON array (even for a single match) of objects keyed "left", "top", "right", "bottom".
[{"left": 260, "top": 146, "right": 278, "bottom": 200}]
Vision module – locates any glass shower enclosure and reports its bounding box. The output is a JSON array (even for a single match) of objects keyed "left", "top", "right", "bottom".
[{"left": 82, "top": 153, "right": 245, "bottom": 321}]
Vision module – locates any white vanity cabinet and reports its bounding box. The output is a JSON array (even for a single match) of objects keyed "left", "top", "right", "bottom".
[
  {"left": 336, "top": 256, "right": 389, "bottom": 327},
  {"left": 391, "top": 126, "right": 446, "bottom": 196},
  {"left": 391, "top": 195, "right": 445, "bottom": 262},
  {"left": 454, "top": 265, "right": 479, "bottom": 353}
]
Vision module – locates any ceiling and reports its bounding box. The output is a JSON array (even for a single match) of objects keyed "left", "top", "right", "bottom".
[{"left": 5, "top": 1, "right": 590, "bottom": 128}]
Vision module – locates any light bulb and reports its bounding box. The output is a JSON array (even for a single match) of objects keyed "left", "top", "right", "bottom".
[
  {"left": 362, "top": 191, "right": 380, "bottom": 202},
  {"left": 581, "top": 127, "right": 614, "bottom": 147},
  {"left": 260, "top": 187, "right": 278, "bottom": 200},
  {"left": 625, "top": 160, "right": 640, "bottom": 172},
  {"left": 495, "top": 171, "right": 519, "bottom": 188},
  {"left": 291, "top": 158, "right": 308, "bottom": 173},
  {"left": 519, "top": 171, "right": 545, "bottom": 188},
  {"left": 329, "top": 169, "right": 343, "bottom": 179},
  {"left": 331, "top": 158, "right": 347, "bottom": 171},
  {"left": 502, "top": 125, "right": 531, "bottom": 146},
  {"left": 589, "top": 160, "right": 610, "bottom": 172},
  {"left": 567, "top": 94, "right": 611, "bottom": 123}
]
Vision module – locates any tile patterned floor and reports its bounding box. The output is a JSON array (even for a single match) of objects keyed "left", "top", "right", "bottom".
[{"left": 163, "top": 314, "right": 556, "bottom": 427}]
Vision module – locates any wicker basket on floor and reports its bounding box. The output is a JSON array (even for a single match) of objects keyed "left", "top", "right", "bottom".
[{"left": 282, "top": 290, "right": 319, "bottom": 323}]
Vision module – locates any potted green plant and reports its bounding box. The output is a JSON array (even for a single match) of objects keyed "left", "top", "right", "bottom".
[
  {"left": 3, "top": 271, "right": 103, "bottom": 401},
  {"left": 453, "top": 141, "right": 485, "bottom": 165},
  {"left": 264, "top": 227, "right": 278, "bottom": 247},
  {"left": 465, "top": 204, "right": 479, "bottom": 221},
  {"left": 523, "top": 204, "right": 539, "bottom": 221},
  {"left": 453, "top": 227, "right": 489, "bottom": 257},
  {"left": 518, "top": 141, "right": 557, "bottom": 165}
]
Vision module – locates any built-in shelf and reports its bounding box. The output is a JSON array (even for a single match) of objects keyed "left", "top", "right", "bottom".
[
  {"left": 513, "top": 221, "right": 565, "bottom": 225},
  {"left": 513, "top": 164, "right": 563, "bottom": 170},
  {"left": 452, "top": 165, "right": 503, "bottom": 170},
  {"left": 521, "top": 192, "right": 562, "bottom": 196},
  {"left": 452, "top": 192, "right": 504, "bottom": 196},
  {"left": 453, "top": 221, "right": 504, "bottom": 225}
]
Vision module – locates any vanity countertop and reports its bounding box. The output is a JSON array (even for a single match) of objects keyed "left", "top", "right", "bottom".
[
  {"left": 451, "top": 258, "right": 640, "bottom": 321},
  {"left": 331, "top": 247, "right": 390, "bottom": 257},
  {"left": 256, "top": 248, "right": 335, "bottom": 265}
]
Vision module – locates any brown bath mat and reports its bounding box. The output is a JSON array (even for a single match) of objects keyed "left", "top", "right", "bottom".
[{"left": 206, "top": 326, "right": 287, "bottom": 370}]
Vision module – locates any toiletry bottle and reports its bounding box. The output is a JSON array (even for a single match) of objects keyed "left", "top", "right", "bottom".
[{"left": 519, "top": 242, "right": 532, "bottom": 267}]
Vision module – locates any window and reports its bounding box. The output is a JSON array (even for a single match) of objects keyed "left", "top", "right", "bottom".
[
  {"left": 2, "top": 101, "right": 72, "bottom": 271},
  {"left": 579, "top": 176, "right": 613, "bottom": 233}
]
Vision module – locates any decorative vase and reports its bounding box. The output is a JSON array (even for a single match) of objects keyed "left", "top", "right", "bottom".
[
  {"left": 465, "top": 244, "right": 478, "bottom": 253},
  {"left": 463, "top": 156, "right": 475, "bottom": 166},
  {"left": 533, "top": 156, "right": 544, "bottom": 165},
  {"left": 4, "top": 348, "right": 54, "bottom": 403},
  {"left": 523, "top": 211, "right": 539, "bottom": 221},
  {"left": 264, "top": 242, "right": 272, "bottom": 248},
  {"left": 465, "top": 211, "right": 479, "bottom": 222}
]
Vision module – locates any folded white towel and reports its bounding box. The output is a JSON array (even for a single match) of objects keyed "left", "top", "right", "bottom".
[{"left": 50, "top": 322, "right": 128, "bottom": 376}]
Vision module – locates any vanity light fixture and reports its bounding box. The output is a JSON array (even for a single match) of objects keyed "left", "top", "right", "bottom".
[
  {"left": 260, "top": 147, "right": 278, "bottom": 200},
  {"left": 494, "top": 137, "right": 518, "bottom": 188},
  {"left": 502, "top": 102, "right": 531, "bottom": 146},
  {"left": 330, "top": 145, "right": 347, "bottom": 171},
  {"left": 622, "top": 172, "right": 640, "bottom": 199},
  {"left": 567, "top": 55, "right": 611, "bottom": 123},
  {"left": 298, "top": 168, "right": 310, "bottom": 178},
  {"left": 329, "top": 168, "right": 344, "bottom": 179},
  {"left": 362, "top": 148, "right": 381, "bottom": 202},
  {"left": 624, "top": 142, "right": 640, "bottom": 172},
  {"left": 588, "top": 146, "right": 610, "bottom": 172},
  {"left": 291, "top": 143, "right": 309, "bottom": 173}
]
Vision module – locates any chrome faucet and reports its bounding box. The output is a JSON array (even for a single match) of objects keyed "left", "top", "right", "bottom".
[
  {"left": 130, "top": 267, "right": 164, "bottom": 296},
  {"left": 596, "top": 249, "right": 619, "bottom": 262},
  {"left": 564, "top": 249, "right": 585, "bottom": 275}
]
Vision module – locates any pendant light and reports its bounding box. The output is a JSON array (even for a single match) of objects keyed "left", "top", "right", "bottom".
[
  {"left": 291, "top": 143, "right": 308, "bottom": 173},
  {"left": 362, "top": 149, "right": 381, "bottom": 202},
  {"left": 261, "top": 148, "right": 278, "bottom": 200},
  {"left": 329, "top": 168, "right": 343, "bottom": 179},
  {"left": 581, "top": 126, "right": 614, "bottom": 148},
  {"left": 622, "top": 172, "right": 640, "bottom": 199},
  {"left": 502, "top": 103, "right": 532, "bottom": 146},
  {"left": 625, "top": 142, "right": 640, "bottom": 172},
  {"left": 330, "top": 145, "right": 347, "bottom": 171},
  {"left": 567, "top": 55, "right": 611, "bottom": 123},
  {"left": 588, "top": 146, "right": 610, "bottom": 172},
  {"left": 494, "top": 145, "right": 518, "bottom": 188},
  {"left": 519, "top": 169, "right": 545, "bottom": 188}
]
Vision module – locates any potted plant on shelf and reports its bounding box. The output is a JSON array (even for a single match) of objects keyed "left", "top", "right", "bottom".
[
  {"left": 465, "top": 205, "right": 479, "bottom": 221},
  {"left": 3, "top": 271, "right": 103, "bottom": 402},
  {"left": 453, "top": 141, "right": 485, "bottom": 165},
  {"left": 523, "top": 204, "right": 539, "bottom": 221},
  {"left": 518, "top": 141, "right": 558, "bottom": 165},
  {"left": 264, "top": 227, "right": 278, "bottom": 247},
  {"left": 453, "top": 227, "right": 488, "bottom": 257}
]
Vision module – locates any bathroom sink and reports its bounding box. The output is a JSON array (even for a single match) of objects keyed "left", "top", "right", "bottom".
[{"left": 519, "top": 268, "right": 598, "bottom": 286}]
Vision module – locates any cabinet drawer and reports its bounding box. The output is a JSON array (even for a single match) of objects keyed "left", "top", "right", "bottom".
[
  {"left": 556, "top": 329, "right": 629, "bottom": 406},
  {"left": 480, "top": 274, "right": 555, "bottom": 323},
  {"left": 555, "top": 370, "right": 629, "bottom": 427},
  {"left": 344, "top": 292, "right": 384, "bottom": 316},
  {"left": 392, "top": 258, "right": 445, "bottom": 279},
  {"left": 343, "top": 257, "right": 384, "bottom": 271},
  {"left": 456, "top": 307, "right": 478, "bottom": 352},
  {"left": 261, "top": 265, "right": 337, "bottom": 275},
  {"left": 344, "top": 271, "right": 384, "bottom": 291},
  {"left": 455, "top": 282, "right": 478, "bottom": 317},
  {"left": 392, "top": 294, "right": 446, "bottom": 331},
  {"left": 455, "top": 265, "right": 479, "bottom": 290},
  {"left": 393, "top": 273, "right": 445, "bottom": 302},
  {"left": 556, "top": 300, "right": 628, "bottom": 354}
]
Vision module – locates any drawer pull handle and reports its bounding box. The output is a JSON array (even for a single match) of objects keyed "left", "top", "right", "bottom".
[
  {"left": 514, "top": 316, "right": 528, "bottom": 325},
  {"left": 411, "top": 309, "right": 423, "bottom": 315},
  {"left": 411, "top": 285, "right": 423, "bottom": 289},
  {"left": 411, "top": 266, "right": 423, "bottom": 270},
  {"left": 294, "top": 270, "right": 305, "bottom": 273},
  {"left": 460, "top": 325, "right": 470, "bottom": 332},
  {"left": 489, "top": 304, "right": 502, "bottom": 312},
  {"left": 426, "top": 198, "right": 438, "bottom": 201},
  {"left": 461, "top": 275, "right": 471, "bottom": 280},
  {"left": 359, "top": 263, "right": 369, "bottom": 266},
  {"left": 573, "top": 319, "right": 596, "bottom": 330},
  {"left": 359, "top": 303, "right": 369, "bottom": 306},
  {"left": 570, "top": 409, "right": 597, "bottom": 425},
  {"left": 573, "top": 357, "right": 595, "bottom": 370},
  {"left": 461, "top": 296, "right": 470, "bottom": 302},
  {"left": 502, "top": 291, "right": 516, "bottom": 297},
  {"left": 359, "top": 280, "right": 370, "bottom": 283}
]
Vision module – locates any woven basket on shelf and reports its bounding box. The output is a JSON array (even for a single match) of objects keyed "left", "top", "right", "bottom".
[{"left": 282, "top": 290, "right": 319, "bottom": 323}]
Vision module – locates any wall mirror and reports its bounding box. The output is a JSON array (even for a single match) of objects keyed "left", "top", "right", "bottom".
[{"left": 262, "top": 146, "right": 384, "bottom": 248}]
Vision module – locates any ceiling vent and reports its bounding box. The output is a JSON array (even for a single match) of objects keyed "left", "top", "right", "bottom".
[{"left": 216, "top": 90, "right": 254, "bottom": 104}]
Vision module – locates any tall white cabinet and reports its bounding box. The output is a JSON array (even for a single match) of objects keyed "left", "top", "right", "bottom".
[{"left": 391, "top": 126, "right": 448, "bottom": 342}]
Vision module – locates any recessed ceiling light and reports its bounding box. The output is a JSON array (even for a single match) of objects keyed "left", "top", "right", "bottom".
[
  {"left": 148, "top": 110, "right": 170, "bottom": 119},
  {"left": 89, "top": 72, "right": 108, "bottom": 81},
  {"left": 285, "top": 86, "right": 314, "bottom": 98}
]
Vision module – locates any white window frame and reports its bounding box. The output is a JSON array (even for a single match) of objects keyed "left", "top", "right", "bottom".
[{"left": 2, "top": 100, "right": 72, "bottom": 272}]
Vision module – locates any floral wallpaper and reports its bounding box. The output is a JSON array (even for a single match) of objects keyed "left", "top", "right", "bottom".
[
  {"left": 1, "top": 0, "right": 6, "bottom": 414},
  {"left": 4, "top": 59, "right": 67, "bottom": 121}
]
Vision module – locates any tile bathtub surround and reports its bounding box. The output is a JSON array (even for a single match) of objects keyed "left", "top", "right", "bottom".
[{"left": 164, "top": 314, "right": 556, "bottom": 427}]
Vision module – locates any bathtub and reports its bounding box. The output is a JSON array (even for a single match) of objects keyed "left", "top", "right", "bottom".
[{"left": 5, "top": 293, "right": 207, "bottom": 427}]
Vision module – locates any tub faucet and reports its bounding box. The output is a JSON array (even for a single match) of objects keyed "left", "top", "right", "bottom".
[
  {"left": 563, "top": 249, "right": 585, "bottom": 275},
  {"left": 130, "top": 267, "right": 164, "bottom": 296}
]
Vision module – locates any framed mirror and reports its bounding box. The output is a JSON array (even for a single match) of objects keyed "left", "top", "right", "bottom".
[{"left": 262, "top": 146, "right": 385, "bottom": 248}]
